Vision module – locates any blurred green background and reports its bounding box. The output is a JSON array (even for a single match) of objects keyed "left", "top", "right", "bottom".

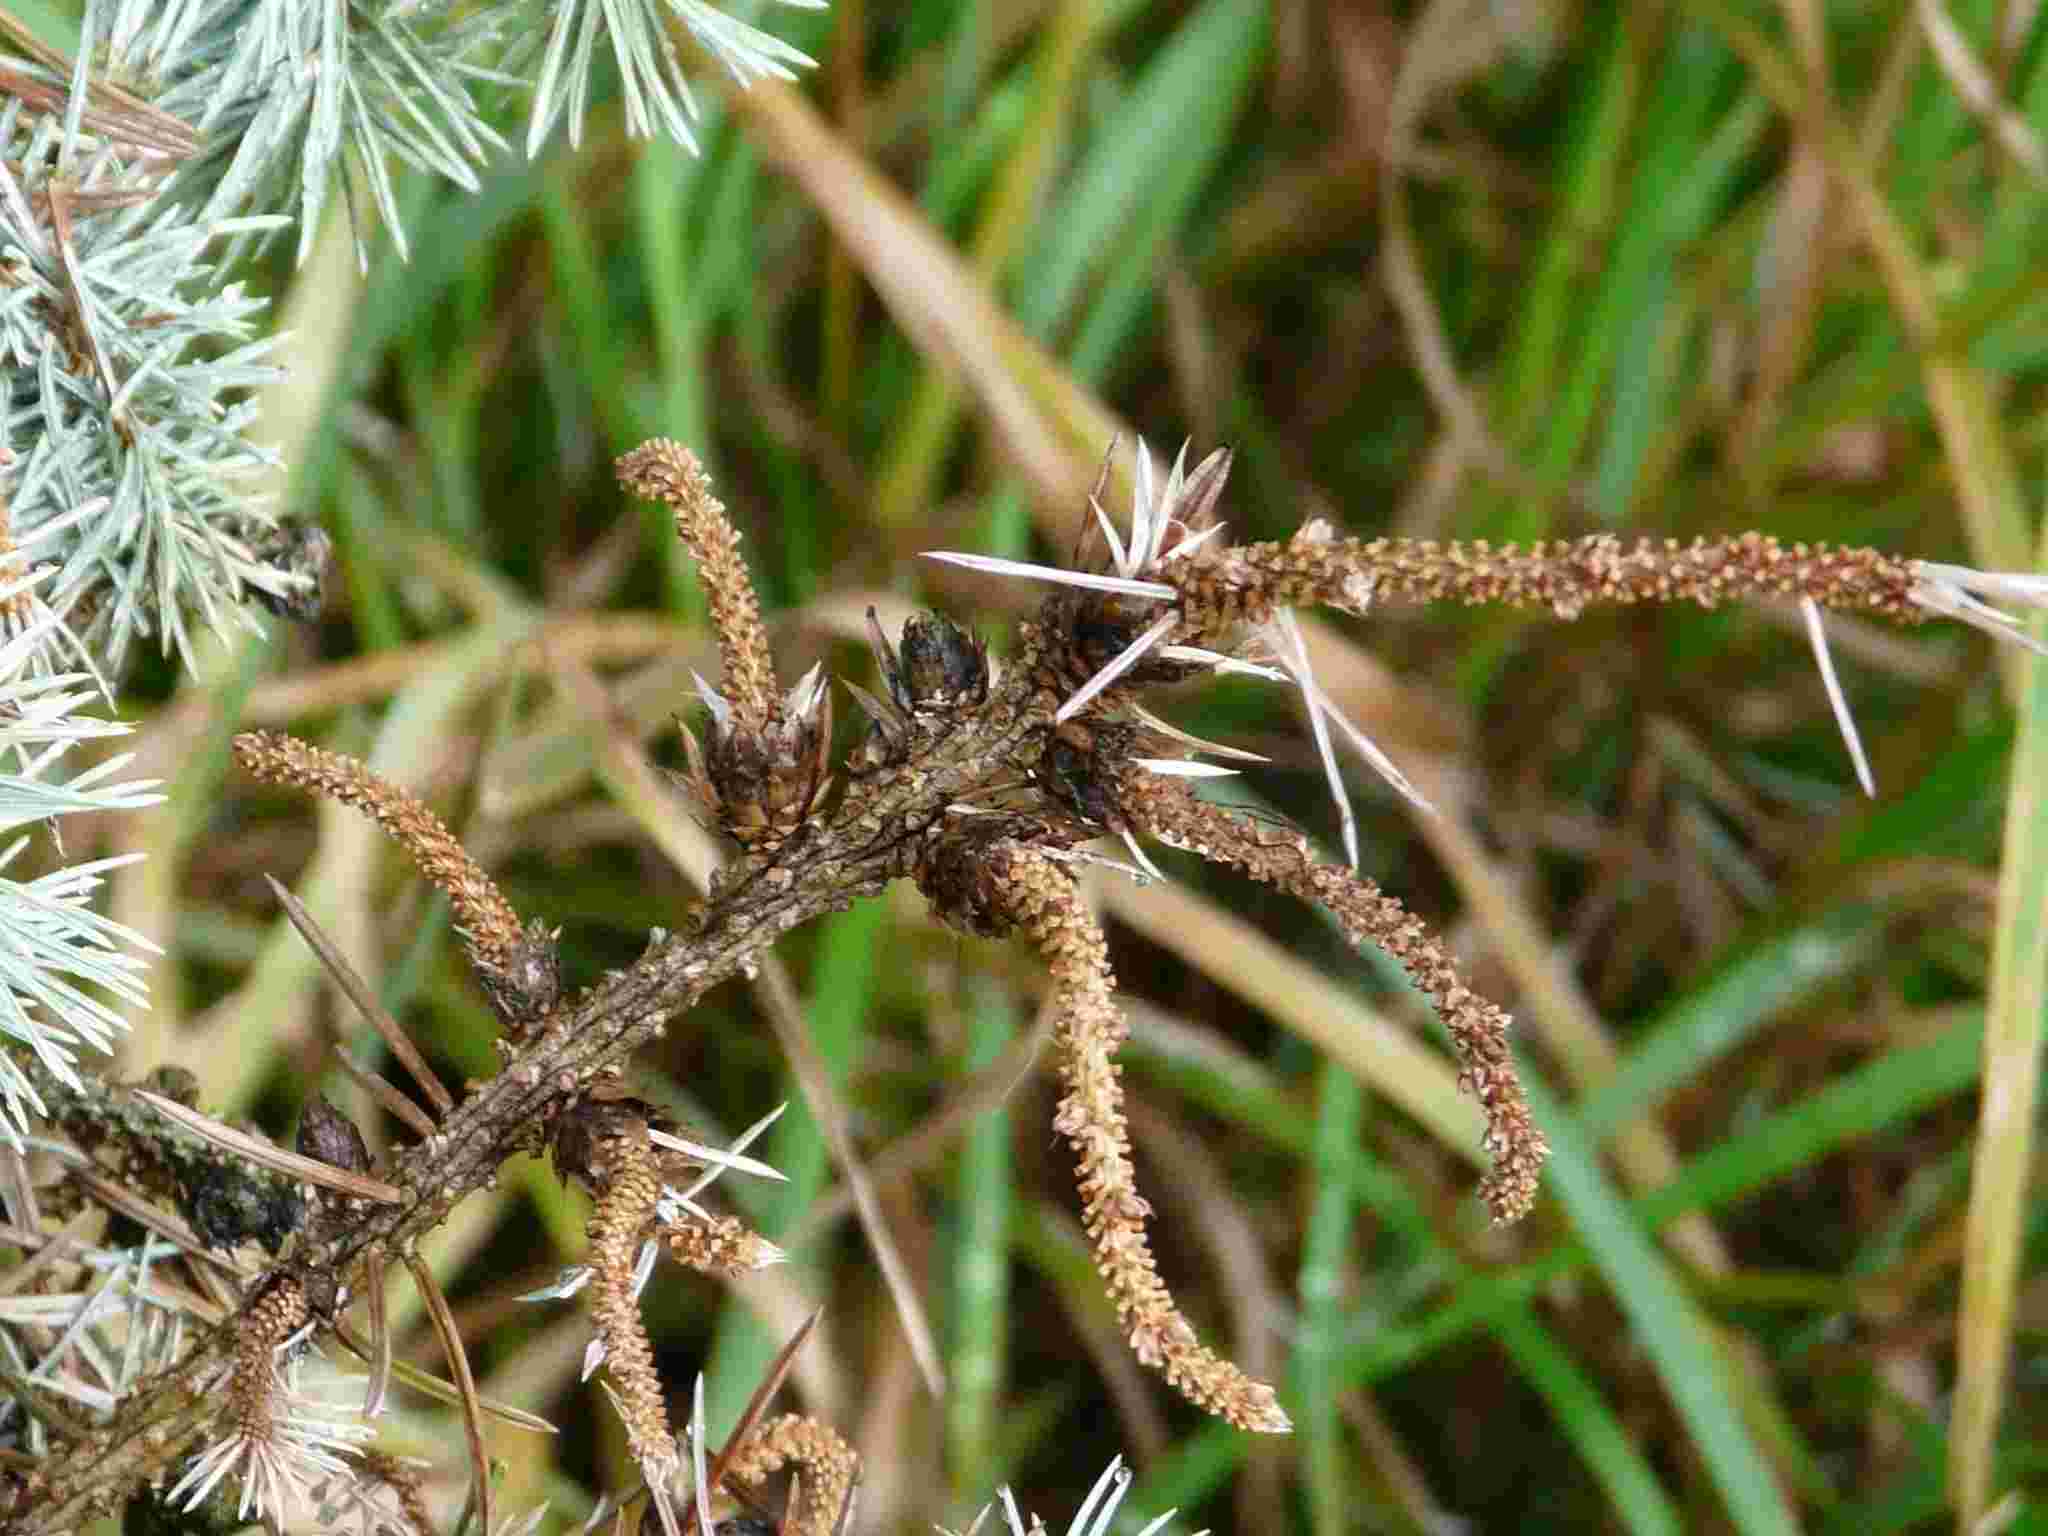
[{"left": 62, "top": 0, "right": 2048, "bottom": 1530}]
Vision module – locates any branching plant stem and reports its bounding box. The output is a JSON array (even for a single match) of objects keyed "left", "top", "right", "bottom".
[{"left": 17, "top": 437, "right": 2040, "bottom": 1532}]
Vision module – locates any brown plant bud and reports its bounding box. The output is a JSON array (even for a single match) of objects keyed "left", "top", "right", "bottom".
[
  {"left": 548, "top": 1092, "right": 657, "bottom": 1193},
  {"left": 680, "top": 665, "right": 836, "bottom": 851},
  {"left": 896, "top": 612, "right": 989, "bottom": 712},
  {"left": 296, "top": 1094, "right": 371, "bottom": 1175},
  {"left": 914, "top": 813, "right": 1078, "bottom": 940},
  {"left": 848, "top": 609, "right": 988, "bottom": 776},
  {"left": 1037, "top": 720, "right": 1138, "bottom": 831},
  {"left": 474, "top": 915, "right": 562, "bottom": 1031}
]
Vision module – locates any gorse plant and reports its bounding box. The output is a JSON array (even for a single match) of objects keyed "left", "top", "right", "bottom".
[
  {"left": 2, "top": 1, "right": 2046, "bottom": 1533},
  {"left": 10, "top": 423, "right": 2047, "bottom": 1532}
]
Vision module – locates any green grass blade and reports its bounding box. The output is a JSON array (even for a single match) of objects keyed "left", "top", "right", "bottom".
[
  {"left": 946, "top": 980, "right": 1016, "bottom": 1501},
  {"left": 1492, "top": 1, "right": 1648, "bottom": 531},
  {"left": 1951, "top": 560, "right": 2048, "bottom": 1523},
  {"left": 1579, "top": 905, "right": 1884, "bottom": 1141},
  {"left": 1494, "top": 1311, "right": 1685, "bottom": 1536},
  {"left": 1017, "top": 0, "right": 1269, "bottom": 343},
  {"left": 1292, "top": 1060, "right": 1363, "bottom": 1536},
  {"left": 872, "top": 0, "right": 1105, "bottom": 530},
  {"left": 1523, "top": 1068, "right": 1801, "bottom": 1536}
]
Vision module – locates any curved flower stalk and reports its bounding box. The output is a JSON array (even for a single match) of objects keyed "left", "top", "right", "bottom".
[
  {"left": 527, "top": 1100, "right": 787, "bottom": 1353},
  {"left": 915, "top": 824, "right": 1291, "bottom": 1432},
  {"left": 234, "top": 730, "right": 562, "bottom": 1031},
  {"left": 721, "top": 1412, "right": 860, "bottom": 1536},
  {"left": 621, "top": 439, "right": 835, "bottom": 855},
  {"left": 1121, "top": 772, "right": 1545, "bottom": 1222},
  {"left": 536, "top": 1091, "right": 790, "bottom": 1536}
]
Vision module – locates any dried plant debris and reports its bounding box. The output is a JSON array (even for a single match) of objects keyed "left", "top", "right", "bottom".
[{"left": 16, "top": 433, "right": 2039, "bottom": 1529}]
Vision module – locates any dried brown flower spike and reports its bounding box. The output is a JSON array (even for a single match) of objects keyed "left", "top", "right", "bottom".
[
  {"left": 562, "top": 1099, "right": 685, "bottom": 1529},
  {"left": 620, "top": 438, "right": 836, "bottom": 853},
  {"left": 916, "top": 825, "right": 1292, "bottom": 1434},
  {"left": 1124, "top": 773, "right": 1547, "bottom": 1221},
  {"left": 233, "top": 730, "right": 560, "bottom": 1033},
  {"left": 167, "top": 1274, "right": 370, "bottom": 1526},
  {"left": 721, "top": 1412, "right": 860, "bottom": 1536}
]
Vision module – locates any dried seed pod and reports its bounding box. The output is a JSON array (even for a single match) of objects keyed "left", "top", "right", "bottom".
[
  {"left": 896, "top": 612, "right": 988, "bottom": 711},
  {"left": 1061, "top": 592, "right": 1184, "bottom": 687},
  {"left": 1038, "top": 720, "right": 1138, "bottom": 830},
  {"left": 682, "top": 665, "right": 836, "bottom": 850},
  {"left": 548, "top": 1092, "right": 656, "bottom": 1192},
  {"left": 295, "top": 1094, "right": 371, "bottom": 1175},
  {"left": 475, "top": 915, "right": 562, "bottom": 1032},
  {"left": 849, "top": 609, "right": 989, "bottom": 775},
  {"left": 913, "top": 814, "right": 1079, "bottom": 940}
]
